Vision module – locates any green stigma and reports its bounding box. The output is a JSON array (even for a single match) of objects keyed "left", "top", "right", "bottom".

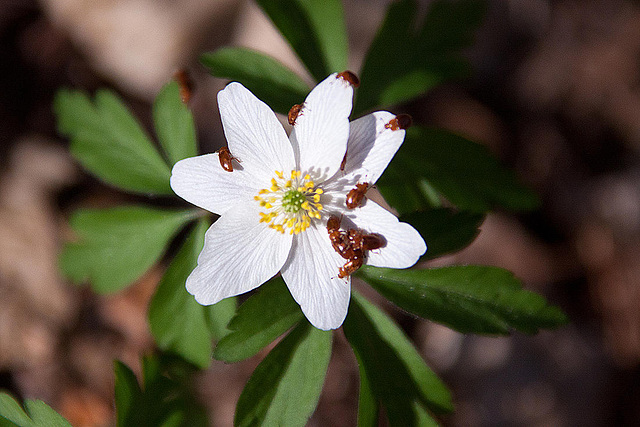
[{"left": 282, "top": 190, "right": 305, "bottom": 213}]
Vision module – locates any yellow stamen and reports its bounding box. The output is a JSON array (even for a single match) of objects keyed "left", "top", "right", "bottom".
[{"left": 256, "top": 169, "right": 325, "bottom": 235}]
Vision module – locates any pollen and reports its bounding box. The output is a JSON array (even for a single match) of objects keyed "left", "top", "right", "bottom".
[{"left": 256, "top": 170, "right": 324, "bottom": 234}]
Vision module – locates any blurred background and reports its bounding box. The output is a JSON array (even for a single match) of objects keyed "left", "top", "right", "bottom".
[{"left": 1, "top": 0, "right": 639, "bottom": 425}]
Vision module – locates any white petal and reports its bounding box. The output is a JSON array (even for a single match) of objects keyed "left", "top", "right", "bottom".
[
  {"left": 281, "top": 225, "right": 351, "bottom": 330},
  {"left": 186, "top": 204, "right": 293, "bottom": 305},
  {"left": 218, "top": 82, "right": 295, "bottom": 179},
  {"left": 345, "top": 201, "right": 426, "bottom": 268},
  {"left": 344, "top": 111, "right": 405, "bottom": 183},
  {"left": 289, "top": 73, "right": 354, "bottom": 182},
  {"left": 171, "top": 153, "right": 257, "bottom": 215},
  {"left": 324, "top": 111, "right": 405, "bottom": 191}
]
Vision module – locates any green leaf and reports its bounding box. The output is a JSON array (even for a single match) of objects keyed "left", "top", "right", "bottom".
[
  {"left": 343, "top": 292, "right": 452, "bottom": 427},
  {"left": 149, "top": 219, "right": 236, "bottom": 369},
  {"left": 401, "top": 208, "right": 484, "bottom": 260},
  {"left": 114, "top": 361, "right": 142, "bottom": 427},
  {"left": 200, "top": 48, "right": 310, "bottom": 115},
  {"left": 213, "top": 277, "right": 303, "bottom": 363},
  {"left": 235, "top": 322, "right": 332, "bottom": 427},
  {"left": 360, "top": 265, "right": 569, "bottom": 335},
  {"left": 60, "top": 206, "right": 196, "bottom": 294},
  {"left": 54, "top": 89, "right": 172, "bottom": 194},
  {"left": 24, "top": 402, "right": 71, "bottom": 427},
  {"left": 255, "top": 0, "right": 348, "bottom": 81},
  {"left": 356, "top": 360, "right": 378, "bottom": 427},
  {"left": 413, "top": 404, "right": 440, "bottom": 427},
  {"left": 294, "top": 0, "right": 348, "bottom": 75},
  {"left": 205, "top": 297, "right": 237, "bottom": 342},
  {"left": 114, "top": 355, "right": 208, "bottom": 427},
  {"left": 377, "top": 127, "right": 540, "bottom": 214},
  {"left": 153, "top": 80, "right": 198, "bottom": 165},
  {"left": 354, "top": 0, "right": 486, "bottom": 115},
  {"left": 0, "top": 391, "right": 72, "bottom": 427}
]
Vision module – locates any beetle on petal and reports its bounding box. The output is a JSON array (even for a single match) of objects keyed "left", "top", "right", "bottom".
[{"left": 170, "top": 72, "right": 426, "bottom": 330}]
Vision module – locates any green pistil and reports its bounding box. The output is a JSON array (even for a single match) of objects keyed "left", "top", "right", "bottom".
[{"left": 282, "top": 190, "right": 305, "bottom": 213}]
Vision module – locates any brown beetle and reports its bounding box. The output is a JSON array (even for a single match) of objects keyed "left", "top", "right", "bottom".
[
  {"left": 218, "top": 147, "right": 239, "bottom": 172},
  {"left": 327, "top": 215, "right": 342, "bottom": 232},
  {"left": 288, "top": 103, "right": 303, "bottom": 125},
  {"left": 328, "top": 215, "right": 385, "bottom": 279},
  {"left": 338, "top": 251, "right": 364, "bottom": 279},
  {"left": 337, "top": 70, "right": 360, "bottom": 87},
  {"left": 361, "top": 233, "right": 385, "bottom": 251},
  {"left": 327, "top": 215, "right": 349, "bottom": 258},
  {"left": 327, "top": 215, "right": 357, "bottom": 259},
  {"left": 346, "top": 228, "right": 363, "bottom": 249},
  {"left": 347, "top": 228, "right": 384, "bottom": 252},
  {"left": 340, "top": 150, "right": 348, "bottom": 172},
  {"left": 174, "top": 69, "right": 193, "bottom": 104},
  {"left": 346, "top": 182, "right": 370, "bottom": 209},
  {"left": 384, "top": 114, "right": 412, "bottom": 131}
]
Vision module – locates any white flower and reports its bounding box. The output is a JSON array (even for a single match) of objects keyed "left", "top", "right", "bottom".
[{"left": 170, "top": 73, "right": 426, "bottom": 330}]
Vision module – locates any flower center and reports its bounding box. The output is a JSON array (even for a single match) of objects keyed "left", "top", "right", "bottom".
[
  {"left": 282, "top": 189, "right": 306, "bottom": 213},
  {"left": 255, "top": 170, "right": 324, "bottom": 234}
]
